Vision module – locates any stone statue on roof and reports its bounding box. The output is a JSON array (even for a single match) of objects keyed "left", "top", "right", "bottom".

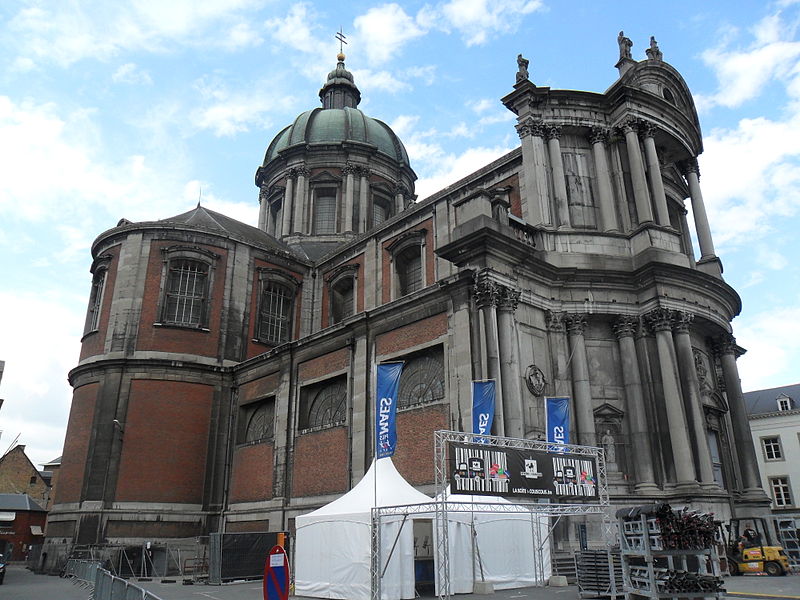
[
  {"left": 618, "top": 31, "right": 633, "bottom": 60},
  {"left": 646, "top": 36, "right": 663, "bottom": 61},
  {"left": 516, "top": 54, "right": 530, "bottom": 82}
]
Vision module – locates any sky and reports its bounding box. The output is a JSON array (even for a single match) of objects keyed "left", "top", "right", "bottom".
[{"left": 1, "top": 0, "right": 800, "bottom": 467}]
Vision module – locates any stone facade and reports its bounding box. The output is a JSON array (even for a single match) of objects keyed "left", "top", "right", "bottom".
[
  {"left": 0, "top": 446, "right": 51, "bottom": 510},
  {"left": 44, "top": 46, "right": 770, "bottom": 564}
]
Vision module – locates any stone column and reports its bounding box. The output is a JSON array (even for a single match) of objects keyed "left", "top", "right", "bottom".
[
  {"left": 344, "top": 164, "right": 356, "bottom": 232},
  {"left": 672, "top": 312, "right": 717, "bottom": 488},
  {"left": 394, "top": 183, "right": 406, "bottom": 215},
  {"left": 646, "top": 308, "right": 696, "bottom": 487},
  {"left": 496, "top": 285, "right": 524, "bottom": 438},
  {"left": 588, "top": 127, "right": 618, "bottom": 232},
  {"left": 281, "top": 172, "right": 294, "bottom": 237},
  {"left": 545, "top": 124, "right": 570, "bottom": 227},
  {"left": 515, "top": 119, "right": 548, "bottom": 225},
  {"left": 474, "top": 275, "right": 503, "bottom": 436},
  {"left": 715, "top": 334, "right": 765, "bottom": 496},
  {"left": 358, "top": 167, "right": 370, "bottom": 232},
  {"left": 613, "top": 316, "right": 658, "bottom": 491},
  {"left": 621, "top": 120, "right": 654, "bottom": 224},
  {"left": 641, "top": 122, "right": 670, "bottom": 226},
  {"left": 682, "top": 158, "right": 716, "bottom": 259},
  {"left": 293, "top": 167, "right": 308, "bottom": 234},
  {"left": 258, "top": 186, "right": 269, "bottom": 231},
  {"left": 565, "top": 314, "right": 595, "bottom": 447}
]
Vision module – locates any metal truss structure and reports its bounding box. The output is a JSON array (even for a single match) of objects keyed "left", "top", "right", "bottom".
[{"left": 369, "top": 431, "right": 609, "bottom": 600}]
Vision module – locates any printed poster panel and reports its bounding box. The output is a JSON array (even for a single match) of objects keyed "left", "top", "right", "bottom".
[{"left": 448, "top": 441, "right": 598, "bottom": 500}]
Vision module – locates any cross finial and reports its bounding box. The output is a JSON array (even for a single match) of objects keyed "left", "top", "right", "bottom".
[{"left": 335, "top": 27, "right": 347, "bottom": 59}]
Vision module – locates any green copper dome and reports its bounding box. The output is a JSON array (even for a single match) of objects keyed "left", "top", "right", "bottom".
[{"left": 262, "top": 106, "right": 411, "bottom": 166}]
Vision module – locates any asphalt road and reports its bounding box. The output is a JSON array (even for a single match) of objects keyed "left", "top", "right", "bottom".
[{"left": 6, "top": 564, "right": 800, "bottom": 600}]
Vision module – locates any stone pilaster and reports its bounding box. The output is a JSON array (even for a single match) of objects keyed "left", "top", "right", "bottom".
[
  {"left": 358, "top": 166, "right": 370, "bottom": 232},
  {"left": 620, "top": 120, "right": 654, "bottom": 224},
  {"left": 588, "top": 127, "right": 618, "bottom": 232},
  {"left": 496, "top": 285, "right": 524, "bottom": 438},
  {"left": 282, "top": 171, "right": 295, "bottom": 237},
  {"left": 565, "top": 313, "right": 595, "bottom": 447},
  {"left": 640, "top": 122, "right": 670, "bottom": 226},
  {"left": 258, "top": 185, "right": 269, "bottom": 231},
  {"left": 343, "top": 163, "right": 356, "bottom": 232},
  {"left": 545, "top": 124, "right": 570, "bottom": 227},
  {"left": 613, "top": 315, "right": 658, "bottom": 491},
  {"left": 714, "top": 334, "right": 767, "bottom": 499},
  {"left": 646, "top": 308, "right": 696, "bottom": 487},
  {"left": 293, "top": 166, "right": 309, "bottom": 234},
  {"left": 516, "top": 118, "right": 549, "bottom": 224},
  {"left": 474, "top": 275, "right": 503, "bottom": 435},
  {"left": 672, "top": 312, "right": 717, "bottom": 488}
]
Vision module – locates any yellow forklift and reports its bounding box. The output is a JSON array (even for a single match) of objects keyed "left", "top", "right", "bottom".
[{"left": 725, "top": 518, "right": 791, "bottom": 576}]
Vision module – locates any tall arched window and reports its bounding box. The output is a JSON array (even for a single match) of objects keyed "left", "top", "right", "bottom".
[
  {"left": 84, "top": 268, "right": 107, "bottom": 334},
  {"left": 164, "top": 259, "right": 209, "bottom": 327},
  {"left": 396, "top": 246, "right": 423, "bottom": 295},
  {"left": 330, "top": 278, "right": 354, "bottom": 325},
  {"left": 314, "top": 188, "right": 337, "bottom": 234},
  {"left": 372, "top": 193, "right": 393, "bottom": 228}
]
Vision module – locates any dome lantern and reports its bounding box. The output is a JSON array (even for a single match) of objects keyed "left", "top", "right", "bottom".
[{"left": 319, "top": 53, "right": 361, "bottom": 109}]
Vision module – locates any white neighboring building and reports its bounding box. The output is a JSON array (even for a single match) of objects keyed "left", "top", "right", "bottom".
[{"left": 745, "top": 384, "right": 800, "bottom": 512}]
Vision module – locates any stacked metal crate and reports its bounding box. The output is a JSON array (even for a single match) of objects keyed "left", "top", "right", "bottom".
[{"left": 576, "top": 549, "right": 624, "bottom": 600}]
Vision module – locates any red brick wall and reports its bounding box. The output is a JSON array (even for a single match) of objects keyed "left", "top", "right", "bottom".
[
  {"left": 136, "top": 240, "right": 228, "bottom": 356},
  {"left": 239, "top": 372, "right": 280, "bottom": 403},
  {"left": 0, "top": 510, "right": 47, "bottom": 560},
  {"left": 80, "top": 245, "right": 120, "bottom": 360},
  {"left": 298, "top": 348, "right": 350, "bottom": 380},
  {"left": 392, "top": 404, "right": 448, "bottom": 485},
  {"left": 229, "top": 443, "right": 274, "bottom": 503},
  {"left": 246, "top": 259, "right": 305, "bottom": 359},
  {"left": 55, "top": 383, "right": 99, "bottom": 504},
  {"left": 291, "top": 427, "right": 349, "bottom": 497},
  {"left": 381, "top": 219, "right": 434, "bottom": 305},
  {"left": 375, "top": 313, "right": 447, "bottom": 356},
  {"left": 498, "top": 174, "right": 522, "bottom": 218},
  {"left": 115, "top": 380, "right": 213, "bottom": 503}
]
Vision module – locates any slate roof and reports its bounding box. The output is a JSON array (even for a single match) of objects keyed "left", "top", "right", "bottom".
[
  {"left": 0, "top": 493, "right": 46, "bottom": 512},
  {"left": 743, "top": 383, "right": 800, "bottom": 415},
  {"left": 156, "top": 205, "right": 301, "bottom": 258}
]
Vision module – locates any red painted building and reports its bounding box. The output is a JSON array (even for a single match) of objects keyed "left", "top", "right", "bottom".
[{"left": 0, "top": 494, "right": 46, "bottom": 561}]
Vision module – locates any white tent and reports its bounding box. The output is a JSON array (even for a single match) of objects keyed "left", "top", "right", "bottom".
[
  {"left": 439, "top": 489, "right": 552, "bottom": 594},
  {"left": 294, "top": 458, "right": 433, "bottom": 600}
]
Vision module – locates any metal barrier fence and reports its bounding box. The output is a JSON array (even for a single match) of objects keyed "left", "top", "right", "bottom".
[{"left": 63, "top": 559, "right": 164, "bottom": 600}]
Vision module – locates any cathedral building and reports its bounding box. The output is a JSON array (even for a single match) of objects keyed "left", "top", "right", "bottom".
[{"left": 44, "top": 39, "right": 769, "bottom": 564}]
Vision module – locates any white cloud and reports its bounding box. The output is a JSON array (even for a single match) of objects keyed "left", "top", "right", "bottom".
[
  {"left": 353, "top": 4, "right": 427, "bottom": 65},
  {"left": 7, "top": 0, "right": 264, "bottom": 67},
  {"left": 112, "top": 62, "right": 153, "bottom": 85},
  {"left": 736, "top": 305, "right": 800, "bottom": 390},
  {"left": 438, "top": 0, "right": 544, "bottom": 46}
]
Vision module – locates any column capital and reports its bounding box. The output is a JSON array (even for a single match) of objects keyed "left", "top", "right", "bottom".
[
  {"left": 473, "top": 277, "right": 499, "bottom": 308},
  {"left": 618, "top": 118, "right": 641, "bottom": 135},
  {"left": 671, "top": 310, "right": 694, "bottom": 333},
  {"left": 258, "top": 185, "right": 269, "bottom": 203},
  {"left": 612, "top": 315, "right": 639, "bottom": 339},
  {"left": 645, "top": 307, "right": 674, "bottom": 332},
  {"left": 342, "top": 162, "right": 359, "bottom": 176},
  {"left": 546, "top": 310, "right": 566, "bottom": 332},
  {"left": 295, "top": 165, "right": 310, "bottom": 177},
  {"left": 713, "top": 333, "right": 746, "bottom": 358},
  {"left": 588, "top": 126, "right": 610, "bottom": 146},
  {"left": 357, "top": 165, "right": 371, "bottom": 178},
  {"left": 286, "top": 167, "right": 298, "bottom": 178},
  {"left": 544, "top": 123, "right": 563, "bottom": 141},
  {"left": 679, "top": 157, "right": 701, "bottom": 177},
  {"left": 565, "top": 313, "right": 588, "bottom": 335},
  {"left": 496, "top": 285, "right": 521, "bottom": 312},
  {"left": 639, "top": 121, "right": 658, "bottom": 139},
  {"left": 516, "top": 117, "right": 545, "bottom": 139}
]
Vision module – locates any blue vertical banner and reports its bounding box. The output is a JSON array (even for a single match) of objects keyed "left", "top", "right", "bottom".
[
  {"left": 375, "top": 362, "right": 404, "bottom": 459},
  {"left": 472, "top": 380, "right": 496, "bottom": 441},
  {"left": 545, "top": 396, "right": 570, "bottom": 447}
]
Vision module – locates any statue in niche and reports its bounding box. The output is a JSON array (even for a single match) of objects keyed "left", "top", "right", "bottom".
[
  {"left": 601, "top": 429, "right": 617, "bottom": 464},
  {"left": 617, "top": 31, "right": 633, "bottom": 60},
  {"left": 516, "top": 54, "right": 530, "bottom": 82}
]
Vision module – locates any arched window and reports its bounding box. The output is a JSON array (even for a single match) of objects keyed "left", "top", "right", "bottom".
[
  {"left": 313, "top": 188, "right": 337, "bottom": 234},
  {"left": 372, "top": 193, "right": 393, "bottom": 228},
  {"left": 163, "top": 259, "right": 209, "bottom": 327},
  {"left": 239, "top": 398, "right": 275, "bottom": 444},
  {"left": 330, "top": 277, "right": 354, "bottom": 325},
  {"left": 258, "top": 281, "right": 293, "bottom": 344},
  {"left": 398, "top": 347, "right": 445, "bottom": 409},
  {"left": 300, "top": 378, "right": 347, "bottom": 430},
  {"left": 84, "top": 268, "right": 107, "bottom": 334}
]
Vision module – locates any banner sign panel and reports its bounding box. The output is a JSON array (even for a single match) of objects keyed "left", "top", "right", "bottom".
[
  {"left": 263, "top": 545, "right": 289, "bottom": 600},
  {"left": 472, "top": 380, "right": 495, "bottom": 440},
  {"left": 448, "top": 441, "right": 598, "bottom": 500},
  {"left": 545, "top": 396, "right": 570, "bottom": 447},
  {"left": 375, "top": 362, "right": 404, "bottom": 459}
]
